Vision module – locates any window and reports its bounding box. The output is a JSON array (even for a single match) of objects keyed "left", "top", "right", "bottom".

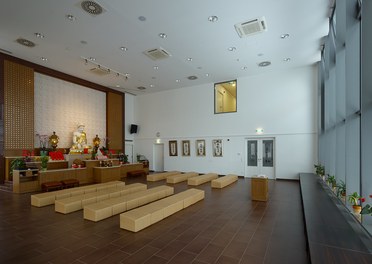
[{"left": 214, "top": 80, "right": 237, "bottom": 114}]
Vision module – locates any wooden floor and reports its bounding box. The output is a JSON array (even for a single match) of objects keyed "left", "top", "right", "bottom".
[{"left": 0, "top": 176, "right": 309, "bottom": 264}]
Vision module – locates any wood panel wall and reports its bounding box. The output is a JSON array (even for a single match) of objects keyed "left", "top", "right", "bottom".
[{"left": 107, "top": 92, "right": 124, "bottom": 151}]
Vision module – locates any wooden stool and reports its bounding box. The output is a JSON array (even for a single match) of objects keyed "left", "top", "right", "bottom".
[
  {"left": 61, "top": 179, "right": 80, "bottom": 189},
  {"left": 41, "top": 181, "right": 63, "bottom": 192},
  {"left": 127, "top": 170, "right": 145, "bottom": 177}
]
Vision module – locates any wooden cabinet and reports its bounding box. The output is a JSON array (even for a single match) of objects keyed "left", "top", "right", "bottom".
[
  {"left": 13, "top": 169, "right": 40, "bottom": 193},
  {"left": 251, "top": 177, "right": 268, "bottom": 201},
  {"left": 93, "top": 166, "right": 121, "bottom": 183}
]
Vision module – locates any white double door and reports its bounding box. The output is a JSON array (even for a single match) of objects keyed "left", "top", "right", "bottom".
[{"left": 245, "top": 138, "right": 275, "bottom": 179}]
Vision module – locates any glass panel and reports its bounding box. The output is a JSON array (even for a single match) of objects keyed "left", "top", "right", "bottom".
[
  {"left": 214, "top": 80, "right": 237, "bottom": 114},
  {"left": 262, "top": 140, "right": 273, "bottom": 167},
  {"left": 247, "top": 140, "right": 257, "bottom": 166}
]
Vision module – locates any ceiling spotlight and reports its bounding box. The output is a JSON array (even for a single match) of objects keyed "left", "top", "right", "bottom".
[
  {"left": 187, "top": 57, "right": 193, "bottom": 62},
  {"left": 208, "top": 16, "right": 218, "bottom": 22},
  {"left": 80, "top": 40, "right": 88, "bottom": 44},
  {"left": 150, "top": 84, "right": 154, "bottom": 88},
  {"left": 280, "top": 34, "right": 290, "bottom": 39},
  {"left": 258, "top": 61, "right": 271, "bottom": 67},
  {"left": 84, "top": 59, "right": 88, "bottom": 65},
  {"left": 34, "top": 33, "right": 44, "bottom": 39},
  {"left": 116, "top": 73, "right": 120, "bottom": 77},
  {"left": 120, "top": 46, "right": 128, "bottom": 51},
  {"left": 228, "top": 47, "right": 236, "bottom": 52},
  {"left": 241, "top": 66, "right": 248, "bottom": 70},
  {"left": 137, "top": 86, "right": 146, "bottom": 90},
  {"left": 41, "top": 57, "right": 47, "bottom": 61},
  {"left": 205, "top": 73, "right": 210, "bottom": 77},
  {"left": 176, "top": 79, "right": 181, "bottom": 83},
  {"left": 116, "top": 84, "right": 120, "bottom": 88},
  {"left": 66, "top": 14, "right": 76, "bottom": 21},
  {"left": 89, "top": 57, "right": 96, "bottom": 61},
  {"left": 158, "top": 33, "right": 167, "bottom": 39},
  {"left": 283, "top": 58, "right": 291, "bottom": 62},
  {"left": 153, "top": 66, "right": 159, "bottom": 70}
]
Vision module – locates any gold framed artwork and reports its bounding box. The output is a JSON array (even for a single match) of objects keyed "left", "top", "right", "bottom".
[
  {"left": 182, "top": 140, "right": 190, "bottom": 156},
  {"left": 196, "top": 139, "right": 206, "bottom": 156},
  {"left": 169, "top": 140, "right": 178, "bottom": 156},
  {"left": 212, "top": 139, "right": 223, "bottom": 157}
]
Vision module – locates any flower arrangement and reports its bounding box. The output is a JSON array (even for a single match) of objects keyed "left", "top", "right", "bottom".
[{"left": 348, "top": 192, "right": 364, "bottom": 214}]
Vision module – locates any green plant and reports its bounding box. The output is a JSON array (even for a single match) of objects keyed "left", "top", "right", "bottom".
[
  {"left": 327, "top": 175, "right": 336, "bottom": 187},
  {"left": 361, "top": 204, "right": 372, "bottom": 215},
  {"left": 10, "top": 158, "right": 27, "bottom": 175},
  {"left": 336, "top": 180, "right": 346, "bottom": 197},
  {"left": 40, "top": 156, "right": 49, "bottom": 170},
  {"left": 314, "top": 164, "right": 325, "bottom": 176},
  {"left": 348, "top": 192, "right": 362, "bottom": 206}
]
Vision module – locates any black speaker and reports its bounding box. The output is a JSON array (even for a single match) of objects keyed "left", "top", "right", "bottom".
[{"left": 130, "top": 124, "right": 138, "bottom": 134}]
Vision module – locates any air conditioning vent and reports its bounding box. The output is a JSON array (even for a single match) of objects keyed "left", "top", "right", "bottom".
[
  {"left": 234, "top": 17, "right": 267, "bottom": 38},
  {"left": 89, "top": 66, "right": 110, "bottom": 76},
  {"left": 143, "top": 47, "right": 171, "bottom": 60}
]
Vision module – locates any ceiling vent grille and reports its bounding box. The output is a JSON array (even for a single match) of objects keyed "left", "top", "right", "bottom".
[
  {"left": 234, "top": 17, "right": 267, "bottom": 38},
  {"left": 143, "top": 47, "right": 171, "bottom": 60},
  {"left": 89, "top": 66, "right": 110, "bottom": 76},
  {"left": 81, "top": 1, "right": 105, "bottom": 15}
]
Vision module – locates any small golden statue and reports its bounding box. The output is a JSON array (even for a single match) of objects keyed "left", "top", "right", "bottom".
[
  {"left": 93, "top": 134, "right": 100, "bottom": 148},
  {"left": 49, "top": 131, "right": 59, "bottom": 150}
]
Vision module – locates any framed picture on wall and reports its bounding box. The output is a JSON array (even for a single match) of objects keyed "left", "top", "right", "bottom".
[
  {"left": 182, "top": 140, "right": 191, "bottom": 156},
  {"left": 212, "top": 139, "right": 223, "bottom": 157},
  {"left": 169, "top": 140, "right": 178, "bottom": 156},
  {"left": 196, "top": 139, "right": 206, "bottom": 156}
]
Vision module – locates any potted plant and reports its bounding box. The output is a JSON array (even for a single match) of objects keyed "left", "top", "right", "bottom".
[
  {"left": 314, "top": 164, "right": 325, "bottom": 177},
  {"left": 327, "top": 175, "right": 337, "bottom": 192},
  {"left": 10, "top": 158, "right": 27, "bottom": 175},
  {"left": 361, "top": 194, "right": 372, "bottom": 216},
  {"left": 40, "top": 156, "right": 49, "bottom": 171},
  {"left": 348, "top": 192, "right": 364, "bottom": 214},
  {"left": 336, "top": 180, "right": 346, "bottom": 203}
]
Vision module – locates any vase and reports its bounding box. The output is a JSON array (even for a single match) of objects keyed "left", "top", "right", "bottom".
[{"left": 352, "top": 205, "right": 362, "bottom": 214}]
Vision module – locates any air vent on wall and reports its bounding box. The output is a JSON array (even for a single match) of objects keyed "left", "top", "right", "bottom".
[
  {"left": 234, "top": 17, "right": 267, "bottom": 38},
  {"left": 89, "top": 66, "right": 110, "bottom": 75},
  {"left": 143, "top": 47, "right": 171, "bottom": 60}
]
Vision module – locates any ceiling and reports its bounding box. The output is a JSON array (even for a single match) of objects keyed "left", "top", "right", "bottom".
[{"left": 0, "top": 0, "right": 330, "bottom": 95}]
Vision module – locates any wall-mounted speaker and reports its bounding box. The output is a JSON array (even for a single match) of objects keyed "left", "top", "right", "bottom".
[{"left": 130, "top": 124, "right": 138, "bottom": 134}]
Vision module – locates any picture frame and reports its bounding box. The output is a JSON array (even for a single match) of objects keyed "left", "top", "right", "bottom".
[
  {"left": 182, "top": 140, "right": 190, "bottom": 156},
  {"left": 212, "top": 139, "right": 223, "bottom": 157},
  {"left": 196, "top": 139, "right": 206, "bottom": 156},
  {"left": 169, "top": 140, "right": 178, "bottom": 156}
]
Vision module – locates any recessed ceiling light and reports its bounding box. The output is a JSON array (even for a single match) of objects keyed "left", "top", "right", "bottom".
[
  {"left": 150, "top": 84, "right": 154, "bottom": 88},
  {"left": 158, "top": 33, "right": 167, "bottom": 39},
  {"left": 205, "top": 73, "right": 210, "bottom": 77},
  {"left": 208, "top": 16, "right": 218, "bottom": 22},
  {"left": 197, "top": 66, "right": 202, "bottom": 69},
  {"left": 34, "top": 33, "right": 44, "bottom": 39},
  {"left": 281, "top": 34, "right": 290, "bottom": 39},
  {"left": 138, "top": 16, "right": 146, "bottom": 21},
  {"left": 241, "top": 66, "right": 248, "bottom": 70},
  {"left": 153, "top": 66, "right": 159, "bottom": 70},
  {"left": 228, "top": 47, "right": 236, "bottom": 52},
  {"left": 176, "top": 79, "right": 181, "bottom": 83},
  {"left": 116, "top": 84, "right": 120, "bottom": 88},
  {"left": 187, "top": 75, "right": 198, "bottom": 80},
  {"left": 187, "top": 58, "right": 193, "bottom": 62},
  {"left": 257, "top": 53, "right": 264, "bottom": 57},
  {"left": 120, "top": 46, "right": 128, "bottom": 51},
  {"left": 283, "top": 58, "right": 291, "bottom": 62},
  {"left": 66, "top": 14, "right": 76, "bottom": 21},
  {"left": 41, "top": 57, "right": 47, "bottom": 61},
  {"left": 258, "top": 61, "right": 271, "bottom": 67}
]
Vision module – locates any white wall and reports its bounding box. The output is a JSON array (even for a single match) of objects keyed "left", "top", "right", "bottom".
[
  {"left": 34, "top": 73, "right": 106, "bottom": 148},
  {"left": 131, "top": 66, "right": 318, "bottom": 179}
]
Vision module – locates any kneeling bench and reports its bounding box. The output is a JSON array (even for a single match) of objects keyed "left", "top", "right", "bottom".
[
  {"left": 146, "top": 171, "right": 180, "bottom": 182},
  {"left": 120, "top": 188, "right": 205, "bottom": 232},
  {"left": 211, "top": 174, "right": 238, "bottom": 188},
  {"left": 127, "top": 170, "right": 145, "bottom": 177},
  {"left": 41, "top": 181, "right": 63, "bottom": 192},
  {"left": 61, "top": 179, "right": 80, "bottom": 189},
  {"left": 166, "top": 172, "right": 198, "bottom": 184},
  {"left": 188, "top": 173, "right": 218, "bottom": 186}
]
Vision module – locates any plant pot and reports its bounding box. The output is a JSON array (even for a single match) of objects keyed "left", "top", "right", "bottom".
[
  {"left": 341, "top": 194, "right": 346, "bottom": 204},
  {"left": 352, "top": 205, "right": 362, "bottom": 214}
]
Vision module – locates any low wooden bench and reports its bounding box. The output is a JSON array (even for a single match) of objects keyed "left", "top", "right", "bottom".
[
  {"left": 146, "top": 171, "right": 180, "bottom": 182},
  {"left": 41, "top": 181, "right": 63, "bottom": 192},
  {"left": 188, "top": 173, "right": 218, "bottom": 186},
  {"left": 84, "top": 185, "right": 174, "bottom": 222},
  {"left": 166, "top": 172, "right": 199, "bottom": 184},
  {"left": 31, "top": 181, "right": 125, "bottom": 207},
  {"left": 211, "top": 174, "right": 238, "bottom": 188},
  {"left": 120, "top": 188, "right": 205, "bottom": 232},
  {"left": 127, "top": 170, "right": 145, "bottom": 177},
  {"left": 61, "top": 179, "right": 80, "bottom": 189}
]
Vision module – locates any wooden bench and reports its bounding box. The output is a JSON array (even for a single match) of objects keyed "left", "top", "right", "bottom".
[
  {"left": 31, "top": 181, "right": 125, "bottom": 207},
  {"left": 55, "top": 183, "right": 146, "bottom": 214},
  {"left": 120, "top": 188, "right": 205, "bottom": 232},
  {"left": 61, "top": 179, "right": 80, "bottom": 189},
  {"left": 188, "top": 173, "right": 218, "bottom": 186},
  {"left": 166, "top": 172, "right": 198, "bottom": 184},
  {"left": 127, "top": 170, "right": 145, "bottom": 177},
  {"left": 41, "top": 181, "right": 63, "bottom": 192},
  {"left": 211, "top": 174, "right": 238, "bottom": 188},
  {"left": 84, "top": 185, "right": 174, "bottom": 222},
  {"left": 146, "top": 171, "right": 180, "bottom": 182}
]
